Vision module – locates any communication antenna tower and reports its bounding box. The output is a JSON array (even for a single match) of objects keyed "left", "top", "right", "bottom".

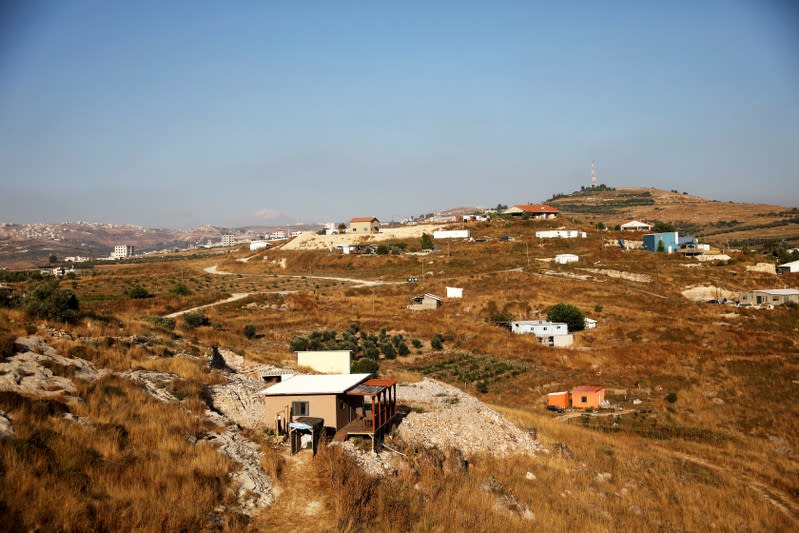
[{"left": 591, "top": 160, "right": 597, "bottom": 188}]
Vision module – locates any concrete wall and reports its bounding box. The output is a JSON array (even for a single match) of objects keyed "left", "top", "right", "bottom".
[
  {"left": 296, "top": 351, "right": 352, "bottom": 374},
  {"left": 433, "top": 229, "right": 470, "bottom": 239}
]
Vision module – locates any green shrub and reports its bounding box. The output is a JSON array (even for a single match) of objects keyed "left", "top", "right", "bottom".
[
  {"left": 147, "top": 316, "right": 176, "bottom": 331},
  {"left": 411, "top": 338, "right": 423, "bottom": 349},
  {"left": 183, "top": 311, "right": 208, "bottom": 329},
  {"left": 170, "top": 283, "right": 191, "bottom": 296},
  {"left": 666, "top": 391, "right": 678, "bottom": 404},
  {"left": 351, "top": 358, "right": 379, "bottom": 374},
  {"left": 243, "top": 324, "right": 257, "bottom": 339},
  {"left": 127, "top": 286, "right": 152, "bottom": 299}
]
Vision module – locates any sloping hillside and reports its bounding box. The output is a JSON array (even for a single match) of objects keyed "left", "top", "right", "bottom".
[{"left": 548, "top": 187, "right": 799, "bottom": 246}]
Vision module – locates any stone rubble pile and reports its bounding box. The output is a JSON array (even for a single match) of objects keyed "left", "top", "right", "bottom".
[{"left": 395, "top": 378, "right": 542, "bottom": 458}]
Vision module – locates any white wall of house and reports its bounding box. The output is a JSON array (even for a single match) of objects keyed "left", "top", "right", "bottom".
[
  {"left": 511, "top": 321, "right": 569, "bottom": 336},
  {"left": 296, "top": 351, "right": 352, "bottom": 374}
]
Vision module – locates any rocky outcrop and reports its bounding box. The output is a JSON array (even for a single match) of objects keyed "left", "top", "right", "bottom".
[
  {"left": 0, "top": 335, "right": 107, "bottom": 399},
  {"left": 203, "top": 410, "right": 275, "bottom": 515}
]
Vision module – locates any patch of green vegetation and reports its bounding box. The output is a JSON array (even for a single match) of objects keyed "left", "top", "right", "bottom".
[{"left": 410, "top": 353, "right": 528, "bottom": 387}]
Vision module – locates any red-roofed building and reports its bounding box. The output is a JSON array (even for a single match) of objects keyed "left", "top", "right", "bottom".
[
  {"left": 504, "top": 204, "right": 560, "bottom": 219},
  {"left": 349, "top": 217, "right": 380, "bottom": 234},
  {"left": 570, "top": 386, "right": 605, "bottom": 409}
]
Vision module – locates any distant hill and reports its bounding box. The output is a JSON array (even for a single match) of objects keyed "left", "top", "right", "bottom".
[
  {"left": 546, "top": 187, "right": 799, "bottom": 247},
  {"left": 0, "top": 222, "right": 318, "bottom": 269}
]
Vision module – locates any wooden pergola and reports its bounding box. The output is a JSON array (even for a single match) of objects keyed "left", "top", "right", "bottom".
[{"left": 346, "top": 378, "right": 397, "bottom": 433}]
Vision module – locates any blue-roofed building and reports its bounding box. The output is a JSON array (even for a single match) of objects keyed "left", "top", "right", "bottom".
[{"left": 643, "top": 231, "right": 679, "bottom": 253}]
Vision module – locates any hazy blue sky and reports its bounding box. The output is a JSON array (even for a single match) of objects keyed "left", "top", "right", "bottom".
[{"left": 1, "top": 1, "right": 797, "bottom": 228}]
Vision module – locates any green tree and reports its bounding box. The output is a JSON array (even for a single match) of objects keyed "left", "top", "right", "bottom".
[
  {"left": 431, "top": 333, "right": 444, "bottom": 350},
  {"left": 243, "top": 324, "right": 257, "bottom": 339},
  {"left": 23, "top": 279, "right": 80, "bottom": 323},
  {"left": 657, "top": 239, "right": 665, "bottom": 252},
  {"left": 376, "top": 244, "right": 389, "bottom": 255},
  {"left": 546, "top": 303, "right": 585, "bottom": 332},
  {"left": 421, "top": 233, "right": 434, "bottom": 250},
  {"left": 48, "top": 254, "right": 58, "bottom": 264},
  {"left": 653, "top": 221, "right": 676, "bottom": 233}
]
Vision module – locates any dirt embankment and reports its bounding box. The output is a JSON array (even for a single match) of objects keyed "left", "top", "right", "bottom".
[{"left": 281, "top": 224, "right": 446, "bottom": 251}]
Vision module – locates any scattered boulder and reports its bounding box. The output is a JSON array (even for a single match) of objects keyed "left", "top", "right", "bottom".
[
  {"left": 444, "top": 447, "right": 468, "bottom": 474},
  {"left": 552, "top": 442, "right": 575, "bottom": 459},
  {"left": 481, "top": 475, "right": 535, "bottom": 521},
  {"left": 0, "top": 411, "right": 13, "bottom": 438}
]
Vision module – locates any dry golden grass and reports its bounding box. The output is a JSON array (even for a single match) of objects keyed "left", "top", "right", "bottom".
[{"left": 0, "top": 376, "right": 240, "bottom": 532}]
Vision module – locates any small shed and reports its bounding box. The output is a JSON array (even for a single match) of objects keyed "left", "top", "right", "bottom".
[
  {"left": 584, "top": 318, "right": 597, "bottom": 329},
  {"left": 643, "top": 232, "right": 679, "bottom": 253},
  {"left": 288, "top": 416, "right": 324, "bottom": 455},
  {"left": 570, "top": 386, "right": 605, "bottom": 410},
  {"left": 408, "top": 293, "right": 442, "bottom": 311},
  {"left": 555, "top": 254, "right": 579, "bottom": 264},
  {"left": 546, "top": 391, "right": 569, "bottom": 409},
  {"left": 446, "top": 286, "right": 463, "bottom": 298}
]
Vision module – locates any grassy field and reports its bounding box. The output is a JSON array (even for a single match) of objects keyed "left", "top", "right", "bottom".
[{"left": 1, "top": 211, "right": 798, "bottom": 531}]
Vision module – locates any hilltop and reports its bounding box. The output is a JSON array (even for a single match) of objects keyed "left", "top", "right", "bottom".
[{"left": 546, "top": 187, "right": 799, "bottom": 246}]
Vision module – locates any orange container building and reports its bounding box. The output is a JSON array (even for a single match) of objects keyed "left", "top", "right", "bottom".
[
  {"left": 546, "top": 391, "right": 570, "bottom": 409},
  {"left": 570, "top": 386, "right": 605, "bottom": 409}
]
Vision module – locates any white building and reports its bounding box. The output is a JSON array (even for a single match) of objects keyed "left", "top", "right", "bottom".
[
  {"left": 269, "top": 230, "right": 287, "bottom": 240},
  {"left": 777, "top": 260, "right": 799, "bottom": 274},
  {"left": 584, "top": 318, "right": 597, "bottom": 329},
  {"left": 510, "top": 320, "right": 573, "bottom": 347},
  {"left": 555, "top": 254, "right": 579, "bottom": 264},
  {"left": 445, "top": 286, "right": 463, "bottom": 298},
  {"left": 111, "top": 245, "right": 134, "bottom": 259},
  {"left": 433, "top": 229, "right": 470, "bottom": 239},
  {"left": 221, "top": 235, "right": 236, "bottom": 247},
  {"left": 290, "top": 230, "right": 303, "bottom": 238},
  {"left": 250, "top": 240, "right": 270, "bottom": 251},
  {"left": 535, "top": 230, "right": 587, "bottom": 239},
  {"left": 620, "top": 220, "right": 652, "bottom": 232}
]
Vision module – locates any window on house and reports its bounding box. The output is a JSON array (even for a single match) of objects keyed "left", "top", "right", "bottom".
[
  {"left": 291, "top": 401, "right": 309, "bottom": 417},
  {"left": 581, "top": 396, "right": 588, "bottom": 403}
]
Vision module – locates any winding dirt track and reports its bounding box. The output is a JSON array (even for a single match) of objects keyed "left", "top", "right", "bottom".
[{"left": 163, "top": 265, "right": 397, "bottom": 318}]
